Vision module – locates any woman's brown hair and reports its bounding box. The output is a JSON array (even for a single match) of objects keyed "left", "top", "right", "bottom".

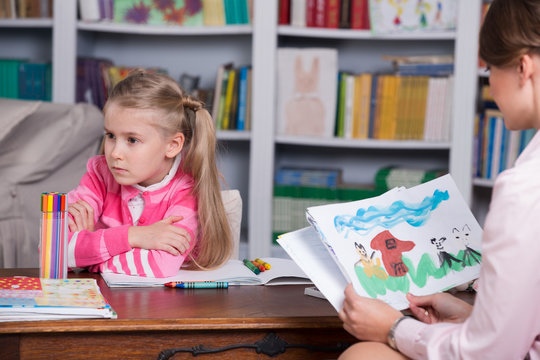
[{"left": 480, "top": 0, "right": 540, "bottom": 67}]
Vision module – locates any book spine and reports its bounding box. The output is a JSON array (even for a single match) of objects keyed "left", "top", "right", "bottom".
[
  {"left": 314, "top": 0, "right": 325, "bottom": 27},
  {"left": 278, "top": 0, "right": 290, "bottom": 24},
  {"left": 306, "top": 0, "right": 316, "bottom": 27},
  {"left": 290, "top": 0, "right": 306, "bottom": 27},
  {"left": 236, "top": 66, "right": 248, "bottom": 130},
  {"left": 325, "top": 0, "right": 340, "bottom": 28}
]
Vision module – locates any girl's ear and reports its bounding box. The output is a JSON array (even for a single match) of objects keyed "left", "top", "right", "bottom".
[{"left": 166, "top": 132, "right": 185, "bottom": 158}]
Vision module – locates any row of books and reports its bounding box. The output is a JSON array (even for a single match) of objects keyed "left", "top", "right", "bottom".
[
  {"left": 272, "top": 166, "right": 445, "bottom": 240},
  {"left": 0, "top": 59, "right": 51, "bottom": 101},
  {"left": 0, "top": 0, "right": 52, "bottom": 18},
  {"left": 76, "top": 57, "right": 171, "bottom": 109},
  {"left": 79, "top": 0, "right": 252, "bottom": 26},
  {"left": 334, "top": 72, "right": 453, "bottom": 141},
  {"left": 473, "top": 109, "right": 536, "bottom": 180},
  {"left": 279, "top": 0, "right": 370, "bottom": 30},
  {"left": 211, "top": 63, "right": 252, "bottom": 131},
  {"left": 278, "top": 0, "right": 457, "bottom": 34}
]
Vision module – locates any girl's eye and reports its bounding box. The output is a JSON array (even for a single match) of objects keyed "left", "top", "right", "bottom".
[
  {"left": 105, "top": 133, "right": 115, "bottom": 139},
  {"left": 128, "top": 137, "right": 139, "bottom": 144}
]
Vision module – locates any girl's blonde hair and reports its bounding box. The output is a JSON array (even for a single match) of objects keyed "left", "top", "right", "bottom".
[{"left": 103, "top": 69, "right": 232, "bottom": 270}]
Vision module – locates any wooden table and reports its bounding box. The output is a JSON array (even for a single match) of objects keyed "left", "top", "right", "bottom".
[{"left": 0, "top": 269, "right": 356, "bottom": 359}]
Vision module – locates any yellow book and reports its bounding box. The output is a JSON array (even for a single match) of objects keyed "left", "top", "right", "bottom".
[
  {"left": 351, "top": 74, "right": 362, "bottom": 139},
  {"left": 372, "top": 75, "right": 385, "bottom": 139},
  {"left": 202, "top": 0, "right": 225, "bottom": 26},
  {"left": 357, "top": 73, "right": 372, "bottom": 139},
  {"left": 222, "top": 68, "right": 237, "bottom": 130},
  {"left": 414, "top": 76, "right": 430, "bottom": 140},
  {"left": 394, "top": 76, "right": 411, "bottom": 140},
  {"left": 386, "top": 75, "right": 400, "bottom": 140}
]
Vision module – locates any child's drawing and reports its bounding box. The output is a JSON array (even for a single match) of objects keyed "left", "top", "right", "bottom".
[
  {"left": 276, "top": 48, "right": 338, "bottom": 138},
  {"left": 354, "top": 242, "right": 388, "bottom": 280},
  {"left": 306, "top": 174, "right": 482, "bottom": 309},
  {"left": 430, "top": 236, "right": 462, "bottom": 268},
  {"left": 285, "top": 56, "right": 325, "bottom": 136},
  {"left": 453, "top": 224, "right": 481, "bottom": 266},
  {"left": 369, "top": 0, "right": 457, "bottom": 34}
]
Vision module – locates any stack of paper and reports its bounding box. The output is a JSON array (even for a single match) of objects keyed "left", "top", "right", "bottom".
[
  {"left": 0, "top": 277, "right": 116, "bottom": 321},
  {"left": 278, "top": 174, "right": 482, "bottom": 311}
]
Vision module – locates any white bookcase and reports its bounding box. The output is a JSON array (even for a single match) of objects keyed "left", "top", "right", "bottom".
[{"left": 2, "top": 0, "right": 482, "bottom": 258}]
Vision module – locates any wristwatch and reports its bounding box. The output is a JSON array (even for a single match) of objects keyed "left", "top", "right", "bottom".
[{"left": 387, "top": 316, "right": 410, "bottom": 351}]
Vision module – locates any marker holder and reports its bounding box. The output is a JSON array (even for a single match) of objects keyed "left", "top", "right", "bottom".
[{"left": 39, "top": 193, "right": 68, "bottom": 279}]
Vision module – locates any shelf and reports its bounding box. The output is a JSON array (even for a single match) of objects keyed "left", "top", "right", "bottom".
[
  {"left": 217, "top": 130, "right": 251, "bottom": 141},
  {"left": 278, "top": 25, "right": 456, "bottom": 40},
  {"left": 473, "top": 177, "right": 495, "bottom": 187},
  {"left": 275, "top": 135, "right": 451, "bottom": 150},
  {"left": 0, "top": 18, "right": 53, "bottom": 28},
  {"left": 77, "top": 21, "right": 252, "bottom": 35}
]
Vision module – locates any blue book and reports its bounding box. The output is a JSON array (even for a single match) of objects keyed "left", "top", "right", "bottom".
[
  {"left": 236, "top": 66, "right": 249, "bottom": 130},
  {"left": 397, "top": 63, "right": 454, "bottom": 76},
  {"left": 485, "top": 113, "right": 498, "bottom": 179}
]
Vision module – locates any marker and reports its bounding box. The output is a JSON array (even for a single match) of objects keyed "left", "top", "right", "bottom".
[
  {"left": 243, "top": 258, "right": 260, "bottom": 274},
  {"left": 164, "top": 281, "right": 228, "bottom": 289},
  {"left": 255, "top": 258, "right": 271, "bottom": 270}
]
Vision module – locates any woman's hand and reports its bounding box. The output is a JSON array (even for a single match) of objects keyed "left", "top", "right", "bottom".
[
  {"left": 128, "top": 216, "right": 191, "bottom": 256},
  {"left": 407, "top": 292, "right": 473, "bottom": 324},
  {"left": 338, "top": 283, "right": 403, "bottom": 343},
  {"left": 68, "top": 200, "right": 95, "bottom": 232}
]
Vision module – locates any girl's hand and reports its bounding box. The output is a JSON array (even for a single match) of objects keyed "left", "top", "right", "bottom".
[
  {"left": 128, "top": 216, "right": 191, "bottom": 256},
  {"left": 407, "top": 292, "right": 473, "bottom": 324},
  {"left": 338, "top": 283, "right": 402, "bottom": 343},
  {"left": 68, "top": 200, "right": 95, "bottom": 232}
]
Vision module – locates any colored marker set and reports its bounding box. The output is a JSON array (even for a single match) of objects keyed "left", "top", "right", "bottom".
[
  {"left": 243, "top": 258, "right": 271, "bottom": 275},
  {"left": 40, "top": 192, "right": 68, "bottom": 279}
]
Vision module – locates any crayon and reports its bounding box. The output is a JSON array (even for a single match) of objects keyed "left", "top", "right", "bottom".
[
  {"left": 243, "top": 258, "right": 260, "bottom": 274},
  {"left": 250, "top": 260, "right": 265, "bottom": 272},
  {"left": 164, "top": 281, "right": 228, "bottom": 289},
  {"left": 255, "top": 258, "right": 271, "bottom": 270}
]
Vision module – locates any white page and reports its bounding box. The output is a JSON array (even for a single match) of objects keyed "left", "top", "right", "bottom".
[{"left": 278, "top": 227, "right": 349, "bottom": 312}]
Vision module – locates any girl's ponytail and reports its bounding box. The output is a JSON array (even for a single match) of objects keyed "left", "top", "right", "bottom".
[{"left": 181, "top": 96, "right": 233, "bottom": 270}]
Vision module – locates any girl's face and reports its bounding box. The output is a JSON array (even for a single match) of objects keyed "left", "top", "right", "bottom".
[{"left": 104, "top": 103, "right": 181, "bottom": 187}]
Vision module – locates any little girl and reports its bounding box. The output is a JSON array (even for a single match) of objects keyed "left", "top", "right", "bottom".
[{"left": 66, "top": 69, "right": 232, "bottom": 278}]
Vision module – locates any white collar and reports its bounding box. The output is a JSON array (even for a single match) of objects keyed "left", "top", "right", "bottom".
[{"left": 133, "top": 155, "right": 181, "bottom": 193}]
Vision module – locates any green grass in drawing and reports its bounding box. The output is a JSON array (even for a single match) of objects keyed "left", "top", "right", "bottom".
[{"left": 354, "top": 250, "right": 482, "bottom": 297}]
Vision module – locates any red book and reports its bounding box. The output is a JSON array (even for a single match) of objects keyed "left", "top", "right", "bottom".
[
  {"left": 279, "top": 0, "right": 291, "bottom": 25},
  {"left": 306, "top": 0, "right": 316, "bottom": 27},
  {"left": 350, "top": 0, "right": 369, "bottom": 29},
  {"left": 314, "top": 0, "right": 326, "bottom": 27},
  {"left": 325, "top": 0, "right": 340, "bottom": 28}
]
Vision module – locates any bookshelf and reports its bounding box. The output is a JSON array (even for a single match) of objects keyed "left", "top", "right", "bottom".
[{"left": 2, "top": 0, "right": 482, "bottom": 259}]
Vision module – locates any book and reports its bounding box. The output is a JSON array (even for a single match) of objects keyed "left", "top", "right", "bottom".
[
  {"left": 276, "top": 48, "right": 338, "bottom": 138},
  {"left": 278, "top": 174, "right": 482, "bottom": 311},
  {"left": 101, "top": 258, "right": 312, "bottom": 287},
  {"left": 290, "top": 0, "right": 307, "bottom": 27},
  {"left": 202, "top": 0, "right": 225, "bottom": 25},
  {"left": 0, "top": 277, "right": 116, "bottom": 321},
  {"left": 369, "top": 0, "right": 458, "bottom": 35}
]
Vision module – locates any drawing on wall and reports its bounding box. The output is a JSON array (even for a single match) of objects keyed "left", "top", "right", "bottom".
[
  {"left": 369, "top": 0, "right": 457, "bottom": 34},
  {"left": 114, "top": 0, "right": 203, "bottom": 26},
  {"left": 307, "top": 174, "right": 482, "bottom": 309},
  {"left": 277, "top": 48, "right": 338, "bottom": 138}
]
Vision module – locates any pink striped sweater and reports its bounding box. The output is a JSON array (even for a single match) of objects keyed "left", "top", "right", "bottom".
[{"left": 67, "top": 155, "right": 199, "bottom": 278}]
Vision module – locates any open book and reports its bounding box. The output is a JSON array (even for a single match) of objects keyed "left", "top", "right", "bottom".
[
  {"left": 0, "top": 277, "right": 116, "bottom": 321},
  {"left": 101, "top": 257, "right": 312, "bottom": 287},
  {"left": 278, "top": 174, "right": 482, "bottom": 311}
]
